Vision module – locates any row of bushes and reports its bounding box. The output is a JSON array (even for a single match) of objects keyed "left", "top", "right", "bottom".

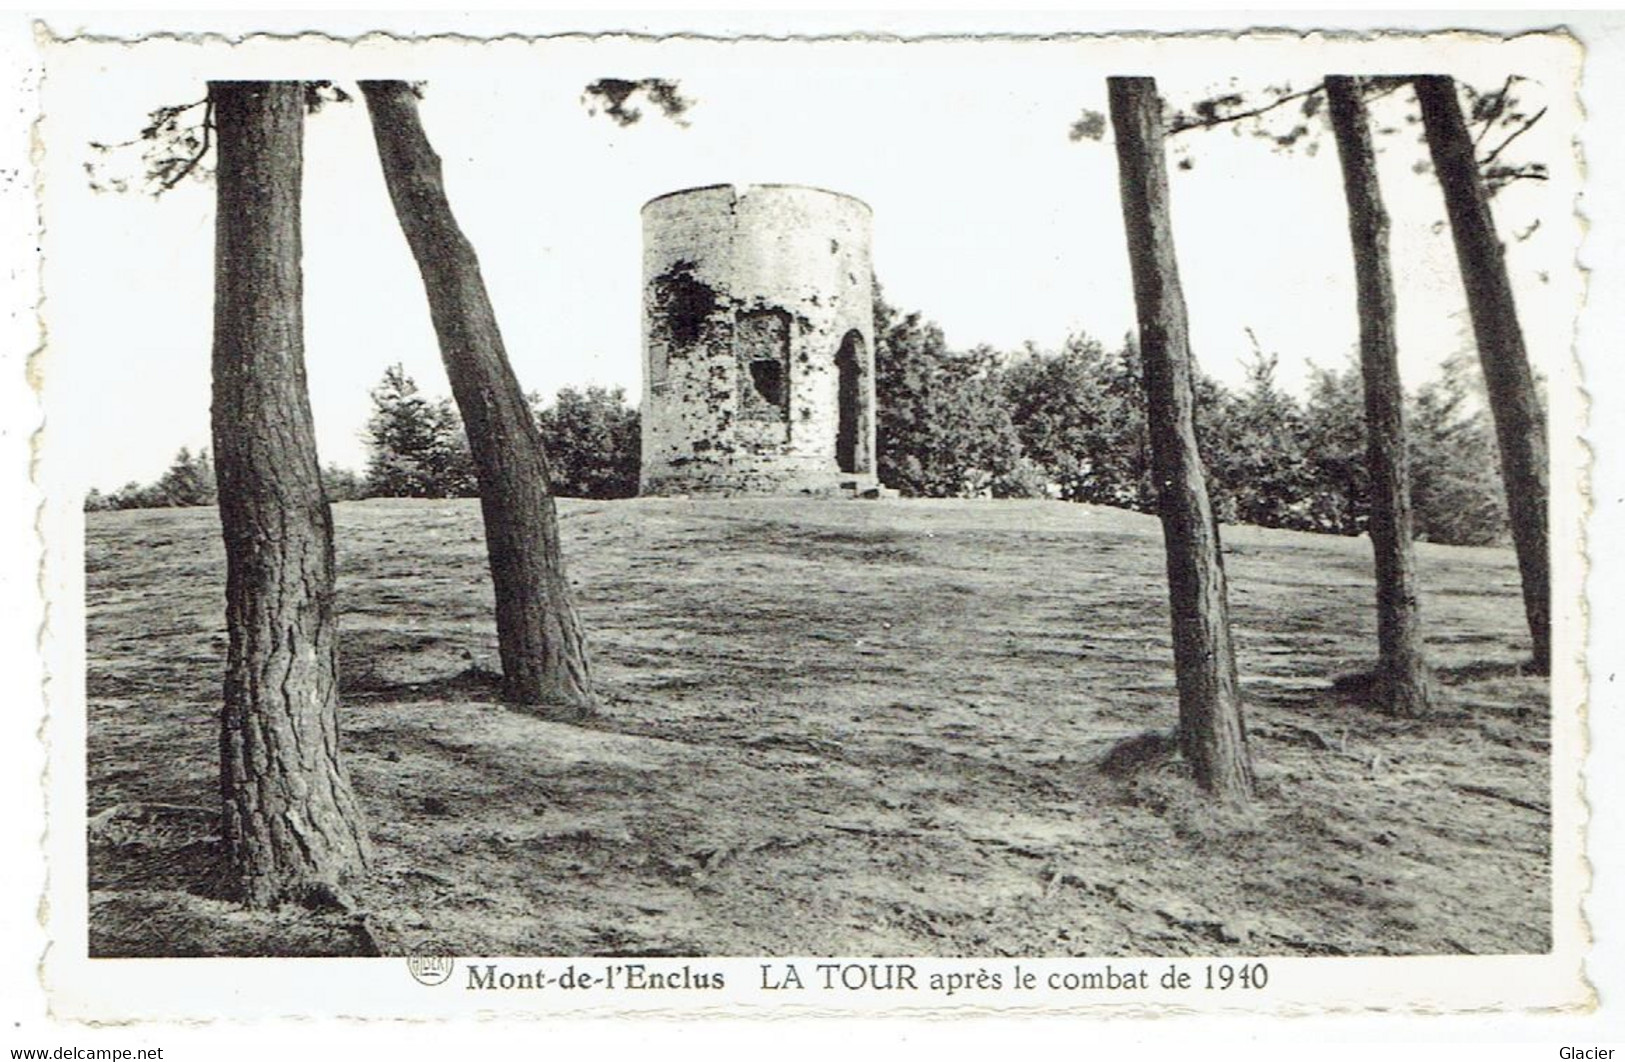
[
  {"left": 872, "top": 297, "right": 1510, "bottom": 545},
  {"left": 359, "top": 366, "right": 640, "bottom": 501},
  {"left": 85, "top": 448, "right": 221, "bottom": 512},
  {"left": 85, "top": 374, "right": 641, "bottom": 512},
  {"left": 90, "top": 301, "right": 1514, "bottom": 547}
]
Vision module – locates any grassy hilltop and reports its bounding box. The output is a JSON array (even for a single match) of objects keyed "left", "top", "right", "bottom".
[{"left": 86, "top": 497, "right": 1548, "bottom": 956}]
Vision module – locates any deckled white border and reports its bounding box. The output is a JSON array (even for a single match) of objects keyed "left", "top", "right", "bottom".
[
  {"left": 28, "top": 19, "right": 1601, "bottom": 1025},
  {"left": 6, "top": 10, "right": 1618, "bottom": 1045}
]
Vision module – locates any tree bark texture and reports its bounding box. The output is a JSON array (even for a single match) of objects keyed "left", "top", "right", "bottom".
[
  {"left": 1325, "top": 76, "right": 1436, "bottom": 715},
  {"left": 210, "top": 81, "right": 369, "bottom": 908},
  {"left": 1107, "top": 77, "right": 1254, "bottom": 802},
  {"left": 1414, "top": 74, "right": 1550, "bottom": 673},
  {"left": 359, "top": 80, "right": 595, "bottom": 714}
]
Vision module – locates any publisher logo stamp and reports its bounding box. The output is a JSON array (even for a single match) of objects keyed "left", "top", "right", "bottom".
[{"left": 406, "top": 940, "right": 456, "bottom": 986}]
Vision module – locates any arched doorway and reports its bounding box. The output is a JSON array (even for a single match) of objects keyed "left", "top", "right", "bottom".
[{"left": 835, "top": 330, "right": 869, "bottom": 474}]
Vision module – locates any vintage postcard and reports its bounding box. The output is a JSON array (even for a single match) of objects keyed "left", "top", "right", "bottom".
[{"left": 14, "top": 15, "right": 1616, "bottom": 1036}]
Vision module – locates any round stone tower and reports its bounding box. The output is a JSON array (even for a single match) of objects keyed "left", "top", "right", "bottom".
[{"left": 639, "top": 184, "right": 878, "bottom": 496}]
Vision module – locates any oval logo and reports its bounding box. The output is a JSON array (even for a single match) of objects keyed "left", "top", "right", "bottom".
[{"left": 406, "top": 940, "right": 457, "bottom": 986}]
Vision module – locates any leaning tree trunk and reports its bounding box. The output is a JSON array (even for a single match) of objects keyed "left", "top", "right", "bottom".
[
  {"left": 1108, "top": 76, "right": 1254, "bottom": 802},
  {"left": 1414, "top": 74, "right": 1550, "bottom": 674},
  {"left": 359, "top": 80, "right": 594, "bottom": 715},
  {"left": 210, "top": 81, "right": 370, "bottom": 908},
  {"left": 1326, "top": 75, "right": 1435, "bottom": 715}
]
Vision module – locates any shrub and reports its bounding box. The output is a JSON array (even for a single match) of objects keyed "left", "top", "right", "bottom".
[
  {"left": 1408, "top": 352, "right": 1509, "bottom": 545},
  {"left": 532, "top": 386, "right": 641, "bottom": 499},
  {"left": 321, "top": 464, "right": 369, "bottom": 502},
  {"left": 874, "top": 297, "right": 1028, "bottom": 498},
  {"left": 364, "top": 364, "right": 476, "bottom": 498}
]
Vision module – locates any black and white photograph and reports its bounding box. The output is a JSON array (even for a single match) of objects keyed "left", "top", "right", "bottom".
[{"left": 7, "top": 13, "right": 1621, "bottom": 1042}]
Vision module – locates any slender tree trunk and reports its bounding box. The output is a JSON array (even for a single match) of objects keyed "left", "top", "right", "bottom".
[
  {"left": 359, "top": 80, "right": 594, "bottom": 714},
  {"left": 210, "top": 81, "right": 369, "bottom": 908},
  {"left": 1108, "top": 76, "right": 1254, "bottom": 802},
  {"left": 1325, "top": 76, "right": 1436, "bottom": 715},
  {"left": 1414, "top": 74, "right": 1550, "bottom": 674}
]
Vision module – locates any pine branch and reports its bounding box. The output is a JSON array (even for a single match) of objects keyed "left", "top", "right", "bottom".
[
  {"left": 1471, "top": 75, "right": 1516, "bottom": 151},
  {"left": 154, "top": 100, "right": 214, "bottom": 193},
  {"left": 1169, "top": 81, "right": 1325, "bottom": 135},
  {"left": 88, "top": 98, "right": 208, "bottom": 153},
  {"left": 1479, "top": 105, "right": 1547, "bottom": 170}
]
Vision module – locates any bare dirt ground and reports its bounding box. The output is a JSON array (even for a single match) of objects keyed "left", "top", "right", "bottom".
[{"left": 85, "top": 497, "right": 1550, "bottom": 957}]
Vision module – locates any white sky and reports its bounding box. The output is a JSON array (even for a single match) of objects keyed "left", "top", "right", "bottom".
[{"left": 39, "top": 33, "right": 1581, "bottom": 491}]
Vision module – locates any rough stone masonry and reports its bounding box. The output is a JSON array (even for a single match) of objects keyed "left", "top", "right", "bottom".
[{"left": 640, "top": 184, "right": 879, "bottom": 496}]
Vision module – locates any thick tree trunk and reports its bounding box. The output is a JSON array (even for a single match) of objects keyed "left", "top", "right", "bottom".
[
  {"left": 1326, "top": 76, "right": 1436, "bottom": 715},
  {"left": 210, "top": 81, "right": 369, "bottom": 908},
  {"left": 1107, "top": 77, "right": 1254, "bottom": 802},
  {"left": 1414, "top": 74, "right": 1550, "bottom": 674},
  {"left": 359, "top": 80, "right": 595, "bottom": 714}
]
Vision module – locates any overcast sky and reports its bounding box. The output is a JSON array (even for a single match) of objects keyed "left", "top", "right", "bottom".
[{"left": 40, "top": 33, "right": 1580, "bottom": 491}]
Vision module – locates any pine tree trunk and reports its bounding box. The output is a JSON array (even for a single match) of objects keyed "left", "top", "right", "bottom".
[
  {"left": 1326, "top": 76, "right": 1436, "bottom": 715},
  {"left": 1414, "top": 74, "right": 1550, "bottom": 674},
  {"left": 210, "top": 81, "right": 369, "bottom": 908},
  {"left": 1108, "top": 77, "right": 1254, "bottom": 802},
  {"left": 358, "top": 80, "right": 595, "bottom": 714}
]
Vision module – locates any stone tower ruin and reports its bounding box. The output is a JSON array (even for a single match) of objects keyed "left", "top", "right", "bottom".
[{"left": 640, "top": 184, "right": 878, "bottom": 496}]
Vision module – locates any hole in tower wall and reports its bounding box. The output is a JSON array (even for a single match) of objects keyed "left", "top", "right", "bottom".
[
  {"left": 736, "top": 308, "right": 791, "bottom": 421},
  {"left": 652, "top": 261, "right": 720, "bottom": 350},
  {"left": 749, "top": 359, "right": 786, "bottom": 408}
]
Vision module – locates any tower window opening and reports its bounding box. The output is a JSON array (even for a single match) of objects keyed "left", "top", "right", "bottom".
[
  {"left": 750, "top": 359, "right": 786, "bottom": 408},
  {"left": 736, "top": 307, "right": 792, "bottom": 421}
]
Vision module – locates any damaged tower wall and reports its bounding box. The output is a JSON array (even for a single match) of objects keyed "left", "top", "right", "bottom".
[{"left": 640, "top": 184, "right": 877, "bottom": 495}]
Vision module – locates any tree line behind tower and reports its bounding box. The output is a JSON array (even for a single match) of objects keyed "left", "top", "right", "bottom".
[{"left": 91, "top": 316, "right": 1512, "bottom": 551}]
